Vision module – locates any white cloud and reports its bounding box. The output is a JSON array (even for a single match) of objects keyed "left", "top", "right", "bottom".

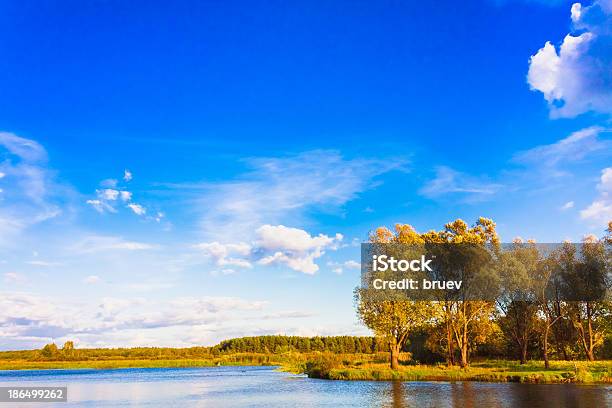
[
  {"left": 420, "top": 166, "right": 502, "bottom": 200},
  {"left": 123, "top": 169, "right": 133, "bottom": 182},
  {"left": 87, "top": 187, "right": 127, "bottom": 213},
  {"left": 571, "top": 2, "right": 583, "bottom": 21},
  {"left": 580, "top": 167, "right": 612, "bottom": 224},
  {"left": 127, "top": 203, "right": 146, "bottom": 216},
  {"left": 98, "top": 189, "right": 120, "bottom": 201},
  {"left": 560, "top": 201, "right": 575, "bottom": 210},
  {"left": 258, "top": 251, "right": 318, "bottom": 274},
  {"left": 0, "top": 292, "right": 281, "bottom": 349},
  {"left": 581, "top": 201, "right": 611, "bottom": 222},
  {"left": 193, "top": 242, "right": 252, "bottom": 268},
  {"left": 256, "top": 224, "right": 342, "bottom": 253},
  {"left": 87, "top": 171, "right": 160, "bottom": 220},
  {"left": 83, "top": 275, "right": 102, "bottom": 284},
  {"left": 194, "top": 225, "right": 344, "bottom": 274},
  {"left": 598, "top": 167, "right": 612, "bottom": 191},
  {"left": 344, "top": 260, "right": 361, "bottom": 269},
  {"left": 255, "top": 225, "right": 343, "bottom": 274},
  {"left": 86, "top": 199, "right": 116, "bottom": 213},
  {"left": 327, "top": 259, "right": 361, "bottom": 275},
  {"left": 527, "top": 0, "right": 612, "bottom": 118}
]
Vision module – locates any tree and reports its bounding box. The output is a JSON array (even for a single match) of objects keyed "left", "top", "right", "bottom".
[
  {"left": 62, "top": 341, "right": 75, "bottom": 359},
  {"left": 356, "top": 224, "right": 438, "bottom": 369},
  {"left": 534, "top": 248, "right": 566, "bottom": 369},
  {"left": 357, "top": 218, "right": 499, "bottom": 368},
  {"left": 559, "top": 238, "right": 610, "bottom": 361},
  {"left": 356, "top": 294, "right": 437, "bottom": 369},
  {"left": 425, "top": 218, "right": 500, "bottom": 368},
  {"left": 41, "top": 343, "right": 59, "bottom": 359},
  {"left": 496, "top": 241, "right": 540, "bottom": 364}
]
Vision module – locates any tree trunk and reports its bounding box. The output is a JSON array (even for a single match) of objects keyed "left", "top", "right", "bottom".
[
  {"left": 543, "top": 324, "right": 550, "bottom": 369},
  {"left": 446, "top": 320, "right": 455, "bottom": 367},
  {"left": 586, "top": 307, "right": 595, "bottom": 362},
  {"left": 459, "top": 319, "right": 469, "bottom": 368},
  {"left": 459, "top": 345, "right": 468, "bottom": 368},
  {"left": 520, "top": 341, "right": 528, "bottom": 365},
  {"left": 390, "top": 342, "right": 400, "bottom": 370},
  {"left": 586, "top": 349, "right": 595, "bottom": 362}
]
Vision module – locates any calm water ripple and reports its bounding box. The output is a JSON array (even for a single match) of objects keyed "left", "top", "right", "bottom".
[{"left": 1, "top": 366, "right": 610, "bottom": 407}]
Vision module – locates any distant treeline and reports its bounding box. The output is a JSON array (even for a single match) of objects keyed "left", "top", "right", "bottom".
[
  {"left": 215, "top": 336, "right": 385, "bottom": 354},
  {"left": 0, "top": 336, "right": 384, "bottom": 362},
  {"left": 1, "top": 332, "right": 612, "bottom": 364}
]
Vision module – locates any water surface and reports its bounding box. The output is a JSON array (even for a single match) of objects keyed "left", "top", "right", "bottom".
[{"left": 1, "top": 366, "right": 610, "bottom": 407}]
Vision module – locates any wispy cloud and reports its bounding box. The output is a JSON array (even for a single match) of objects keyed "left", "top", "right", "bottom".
[
  {"left": 162, "top": 150, "right": 406, "bottom": 241},
  {"left": 127, "top": 203, "right": 146, "bottom": 216},
  {"left": 580, "top": 167, "right": 612, "bottom": 225},
  {"left": 0, "top": 132, "right": 68, "bottom": 246},
  {"left": 420, "top": 127, "right": 610, "bottom": 202},
  {"left": 26, "top": 260, "right": 62, "bottom": 267},
  {"left": 513, "top": 126, "right": 610, "bottom": 176},
  {"left": 327, "top": 259, "right": 360, "bottom": 275},
  {"left": 70, "top": 235, "right": 159, "bottom": 254},
  {"left": 419, "top": 166, "right": 503, "bottom": 201}
]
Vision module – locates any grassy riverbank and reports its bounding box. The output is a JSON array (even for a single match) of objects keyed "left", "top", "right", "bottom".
[
  {"left": 298, "top": 356, "right": 612, "bottom": 384},
  {"left": 0, "top": 352, "right": 284, "bottom": 371},
  {"left": 2, "top": 346, "right": 611, "bottom": 384}
]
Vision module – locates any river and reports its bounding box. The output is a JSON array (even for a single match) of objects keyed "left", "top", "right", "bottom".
[{"left": 0, "top": 366, "right": 610, "bottom": 407}]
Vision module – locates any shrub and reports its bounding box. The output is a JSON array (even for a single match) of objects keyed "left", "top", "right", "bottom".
[{"left": 304, "top": 353, "right": 341, "bottom": 379}]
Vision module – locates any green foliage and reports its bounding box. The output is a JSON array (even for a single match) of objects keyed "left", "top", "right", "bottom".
[{"left": 214, "top": 335, "right": 381, "bottom": 354}]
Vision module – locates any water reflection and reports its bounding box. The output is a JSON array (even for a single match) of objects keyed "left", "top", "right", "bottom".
[
  {"left": 0, "top": 366, "right": 610, "bottom": 408},
  {"left": 391, "top": 381, "right": 406, "bottom": 408}
]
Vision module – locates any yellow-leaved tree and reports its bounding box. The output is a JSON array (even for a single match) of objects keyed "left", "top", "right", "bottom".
[
  {"left": 356, "top": 218, "right": 500, "bottom": 368},
  {"left": 355, "top": 224, "right": 439, "bottom": 369}
]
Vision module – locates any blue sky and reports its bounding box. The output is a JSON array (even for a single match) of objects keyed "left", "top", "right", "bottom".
[{"left": 0, "top": 0, "right": 610, "bottom": 349}]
